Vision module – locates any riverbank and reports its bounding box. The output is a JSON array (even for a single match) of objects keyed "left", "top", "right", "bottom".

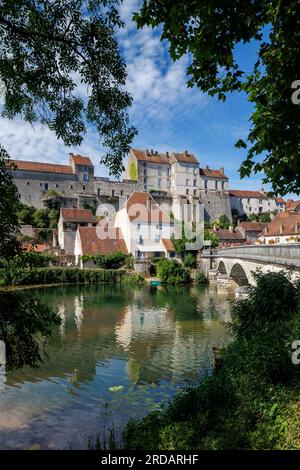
[
  {"left": 0, "top": 267, "right": 147, "bottom": 288},
  {"left": 124, "top": 271, "right": 300, "bottom": 450}
]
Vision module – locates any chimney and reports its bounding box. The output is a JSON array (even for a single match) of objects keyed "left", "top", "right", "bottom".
[
  {"left": 155, "top": 150, "right": 158, "bottom": 156},
  {"left": 184, "top": 150, "right": 189, "bottom": 156},
  {"left": 166, "top": 151, "right": 169, "bottom": 158},
  {"left": 146, "top": 148, "right": 148, "bottom": 155},
  {"left": 151, "top": 149, "right": 154, "bottom": 155},
  {"left": 219, "top": 167, "right": 224, "bottom": 175},
  {"left": 280, "top": 224, "right": 283, "bottom": 234},
  {"left": 264, "top": 226, "right": 268, "bottom": 235},
  {"left": 205, "top": 165, "right": 209, "bottom": 170},
  {"left": 229, "top": 225, "right": 234, "bottom": 233},
  {"left": 295, "top": 223, "right": 299, "bottom": 234}
]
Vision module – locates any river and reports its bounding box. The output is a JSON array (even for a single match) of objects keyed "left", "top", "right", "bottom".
[{"left": 0, "top": 284, "right": 232, "bottom": 449}]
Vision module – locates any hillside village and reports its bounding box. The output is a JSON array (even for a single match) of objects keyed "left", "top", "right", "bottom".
[{"left": 11, "top": 148, "right": 300, "bottom": 266}]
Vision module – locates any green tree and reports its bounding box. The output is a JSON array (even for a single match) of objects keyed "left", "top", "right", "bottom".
[
  {"left": 0, "top": 145, "right": 20, "bottom": 258},
  {"left": 134, "top": 1, "right": 300, "bottom": 194},
  {"left": 0, "top": 0, "right": 136, "bottom": 176},
  {"left": 204, "top": 229, "right": 219, "bottom": 248},
  {"left": 33, "top": 208, "right": 50, "bottom": 228},
  {"left": 219, "top": 214, "right": 231, "bottom": 229}
]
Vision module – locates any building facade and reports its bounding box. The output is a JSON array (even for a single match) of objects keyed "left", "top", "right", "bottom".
[
  {"left": 12, "top": 148, "right": 232, "bottom": 222},
  {"left": 229, "top": 189, "right": 285, "bottom": 217}
]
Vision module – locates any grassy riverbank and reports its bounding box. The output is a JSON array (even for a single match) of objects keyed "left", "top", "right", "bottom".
[
  {"left": 124, "top": 271, "right": 300, "bottom": 450},
  {"left": 0, "top": 266, "right": 145, "bottom": 288}
]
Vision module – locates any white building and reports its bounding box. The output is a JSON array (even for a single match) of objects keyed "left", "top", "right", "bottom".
[
  {"left": 114, "top": 192, "right": 176, "bottom": 259},
  {"left": 58, "top": 208, "right": 97, "bottom": 255},
  {"left": 229, "top": 189, "right": 285, "bottom": 217},
  {"left": 260, "top": 208, "right": 300, "bottom": 244},
  {"left": 125, "top": 148, "right": 232, "bottom": 222}
]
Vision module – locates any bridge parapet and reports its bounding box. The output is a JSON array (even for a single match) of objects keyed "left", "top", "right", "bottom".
[{"left": 214, "top": 244, "right": 300, "bottom": 269}]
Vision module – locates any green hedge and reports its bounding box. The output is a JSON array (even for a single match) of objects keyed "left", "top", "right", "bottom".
[
  {"left": 156, "top": 259, "right": 190, "bottom": 284},
  {"left": 0, "top": 267, "right": 126, "bottom": 286},
  {"left": 81, "top": 251, "right": 128, "bottom": 269}
]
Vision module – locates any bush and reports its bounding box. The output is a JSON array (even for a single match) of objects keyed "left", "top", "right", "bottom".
[
  {"left": 81, "top": 251, "right": 126, "bottom": 269},
  {"left": 122, "top": 273, "right": 145, "bottom": 286},
  {"left": 196, "top": 271, "right": 208, "bottom": 284},
  {"left": 0, "top": 267, "right": 125, "bottom": 286},
  {"left": 183, "top": 253, "right": 197, "bottom": 269},
  {"left": 124, "top": 271, "right": 300, "bottom": 450},
  {"left": 156, "top": 259, "right": 190, "bottom": 284}
]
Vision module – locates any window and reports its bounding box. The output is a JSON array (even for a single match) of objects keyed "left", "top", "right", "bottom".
[
  {"left": 83, "top": 165, "right": 88, "bottom": 172},
  {"left": 97, "top": 188, "right": 100, "bottom": 195},
  {"left": 215, "top": 180, "right": 218, "bottom": 189},
  {"left": 158, "top": 178, "right": 161, "bottom": 187},
  {"left": 26, "top": 181, "right": 30, "bottom": 186},
  {"left": 83, "top": 185, "right": 85, "bottom": 190},
  {"left": 259, "top": 199, "right": 262, "bottom": 204},
  {"left": 247, "top": 198, "right": 250, "bottom": 203},
  {"left": 144, "top": 177, "right": 147, "bottom": 183},
  {"left": 55, "top": 184, "right": 59, "bottom": 188},
  {"left": 249, "top": 207, "right": 252, "bottom": 212},
  {"left": 40, "top": 183, "right": 42, "bottom": 187},
  {"left": 186, "top": 179, "right": 189, "bottom": 186},
  {"left": 193, "top": 189, "right": 197, "bottom": 196},
  {"left": 120, "top": 190, "right": 123, "bottom": 196},
  {"left": 158, "top": 166, "right": 162, "bottom": 176},
  {"left": 155, "top": 234, "right": 160, "bottom": 242},
  {"left": 186, "top": 189, "right": 189, "bottom": 195},
  {"left": 70, "top": 185, "right": 73, "bottom": 190},
  {"left": 259, "top": 207, "right": 263, "bottom": 213},
  {"left": 222, "top": 181, "right": 225, "bottom": 190},
  {"left": 193, "top": 179, "right": 197, "bottom": 186},
  {"left": 45, "top": 183, "right": 48, "bottom": 190},
  {"left": 204, "top": 180, "right": 208, "bottom": 189},
  {"left": 138, "top": 235, "right": 143, "bottom": 244},
  {"left": 112, "top": 189, "right": 115, "bottom": 197},
  {"left": 137, "top": 223, "right": 141, "bottom": 230},
  {"left": 83, "top": 173, "right": 89, "bottom": 181}
]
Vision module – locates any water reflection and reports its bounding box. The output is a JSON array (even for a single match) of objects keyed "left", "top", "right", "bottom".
[{"left": 0, "top": 284, "right": 232, "bottom": 449}]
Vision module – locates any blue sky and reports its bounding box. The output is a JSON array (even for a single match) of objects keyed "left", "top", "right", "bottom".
[{"left": 0, "top": 0, "right": 285, "bottom": 193}]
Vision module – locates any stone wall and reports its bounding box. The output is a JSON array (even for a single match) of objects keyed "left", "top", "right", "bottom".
[{"left": 200, "top": 189, "right": 232, "bottom": 222}]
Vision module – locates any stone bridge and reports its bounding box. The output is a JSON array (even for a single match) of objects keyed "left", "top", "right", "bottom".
[{"left": 201, "top": 244, "right": 300, "bottom": 289}]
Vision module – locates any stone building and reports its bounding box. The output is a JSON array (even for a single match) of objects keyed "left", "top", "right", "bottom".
[
  {"left": 229, "top": 189, "right": 285, "bottom": 217},
  {"left": 125, "top": 148, "right": 232, "bottom": 222},
  {"left": 12, "top": 148, "right": 232, "bottom": 222}
]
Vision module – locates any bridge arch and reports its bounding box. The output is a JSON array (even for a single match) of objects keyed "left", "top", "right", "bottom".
[
  {"left": 217, "top": 260, "right": 227, "bottom": 275},
  {"left": 229, "top": 263, "right": 250, "bottom": 286}
]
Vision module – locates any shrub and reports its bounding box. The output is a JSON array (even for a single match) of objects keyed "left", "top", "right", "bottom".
[
  {"left": 183, "top": 253, "right": 197, "bottom": 269},
  {"left": 196, "top": 271, "right": 208, "bottom": 284},
  {"left": 81, "top": 251, "right": 126, "bottom": 269},
  {"left": 156, "top": 259, "right": 190, "bottom": 284},
  {"left": 0, "top": 267, "right": 125, "bottom": 286},
  {"left": 122, "top": 273, "right": 145, "bottom": 286}
]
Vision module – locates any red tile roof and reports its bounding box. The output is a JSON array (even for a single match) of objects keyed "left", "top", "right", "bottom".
[
  {"left": 264, "top": 211, "right": 300, "bottom": 237},
  {"left": 22, "top": 243, "right": 50, "bottom": 253},
  {"left": 161, "top": 239, "right": 175, "bottom": 252},
  {"left": 12, "top": 160, "right": 73, "bottom": 174},
  {"left": 238, "top": 222, "right": 267, "bottom": 231},
  {"left": 229, "top": 189, "right": 267, "bottom": 198},
  {"left": 69, "top": 154, "right": 93, "bottom": 166},
  {"left": 213, "top": 227, "right": 245, "bottom": 241},
  {"left": 275, "top": 197, "right": 285, "bottom": 204},
  {"left": 286, "top": 200, "right": 300, "bottom": 211},
  {"left": 61, "top": 208, "right": 95, "bottom": 223},
  {"left": 78, "top": 226, "right": 128, "bottom": 255},
  {"left": 124, "top": 192, "right": 172, "bottom": 224},
  {"left": 171, "top": 152, "right": 198, "bottom": 164},
  {"left": 131, "top": 148, "right": 171, "bottom": 165},
  {"left": 200, "top": 167, "right": 228, "bottom": 179}
]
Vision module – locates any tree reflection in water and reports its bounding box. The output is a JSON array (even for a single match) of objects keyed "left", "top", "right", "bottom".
[{"left": 0, "top": 291, "right": 60, "bottom": 371}]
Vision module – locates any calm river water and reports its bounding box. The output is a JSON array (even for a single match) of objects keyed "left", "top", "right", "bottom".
[{"left": 0, "top": 284, "right": 232, "bottom": 449}]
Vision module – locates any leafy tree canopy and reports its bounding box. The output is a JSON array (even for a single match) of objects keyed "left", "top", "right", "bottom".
[
  {"left": 134, "top": 1, "right": 300, "bottom": 195},
  {"left": 0, "top": 0, "right": 136, "bottom": 176},
  {"left": 0, "top": 145, "right": 20, "bottom": 258}
]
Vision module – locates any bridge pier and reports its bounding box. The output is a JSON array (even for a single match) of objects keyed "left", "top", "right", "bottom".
[{"left": 216, "top": 274, "right": 239, "bottom": 293}]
